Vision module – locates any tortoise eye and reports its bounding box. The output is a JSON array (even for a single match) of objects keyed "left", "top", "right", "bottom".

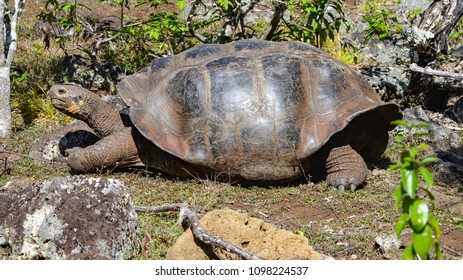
[{"left": 58, "top": 89, "right": 66, "bottom": 95}]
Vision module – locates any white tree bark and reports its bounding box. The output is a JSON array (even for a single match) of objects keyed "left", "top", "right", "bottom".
[
  {"left": 418, "top": 0, "right": 463, "bottom": 55},
  {"left": 0, "top": 0, "right": 24, "bottom": 138}
]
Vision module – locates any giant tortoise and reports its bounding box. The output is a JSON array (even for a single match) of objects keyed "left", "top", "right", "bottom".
[{"left": 49, "top": 39, "right": 401, "bottom": 190}]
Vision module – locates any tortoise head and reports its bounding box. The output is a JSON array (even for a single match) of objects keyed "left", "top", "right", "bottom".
[{"left": 49, "top": 84, "right": 99, "bottom": 119}]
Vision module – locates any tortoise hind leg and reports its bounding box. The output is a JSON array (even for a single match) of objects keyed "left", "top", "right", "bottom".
[
  {"left": 326, "top": 145, "right": 368, "bottom": 191},
  {"left": 65, "top": 127, "right": 142, "bottom": 172}
]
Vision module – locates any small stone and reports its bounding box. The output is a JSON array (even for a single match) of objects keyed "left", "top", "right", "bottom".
[{"left": 372, "top": 169, "right": 386, "bottom": 176}]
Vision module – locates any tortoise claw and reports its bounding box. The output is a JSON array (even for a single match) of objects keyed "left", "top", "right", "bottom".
[{"left": 329, "top": 183, "right": 357, "bottom": 192}]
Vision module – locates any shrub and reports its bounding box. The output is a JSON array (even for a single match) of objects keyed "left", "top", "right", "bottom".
[
  {"left": 285, "top": 0, "right": 350, "bottom": 48},
  {"left": 388, "top": 120, "right": 441, "bottom": 260}
]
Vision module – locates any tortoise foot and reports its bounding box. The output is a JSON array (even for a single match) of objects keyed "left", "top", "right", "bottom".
[
  {"left": 65, "top": 147, "right": 92, "bottom": 172},
  {"left": 326, "top": 145, "right": 368, "bottom": 191}
]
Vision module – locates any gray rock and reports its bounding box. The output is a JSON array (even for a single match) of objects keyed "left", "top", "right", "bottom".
[
  {"left": 362, "top": 65, "right": 410, "bottom": 101},
  {"left": 0, "top": 176, "right": 138, "bottom": 259},
  {"left": 398, "top": 107, "right": 463, "bottom": 187},
  {"left": 62, "top": 55, "right": 120, "bottom": 91},
  {"left": 29, "top": 120, "right": 99, "bottom": 163},
  {"left": 374, "top": 234, "right": 403, "bottom": 260},
  {"left": 445, "top": 96, "right": 463, "bottom": 123}
]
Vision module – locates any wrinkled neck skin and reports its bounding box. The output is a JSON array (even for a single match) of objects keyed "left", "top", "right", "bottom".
[{"left": 80, "top": 96, "right": 126, "bottom": 138}]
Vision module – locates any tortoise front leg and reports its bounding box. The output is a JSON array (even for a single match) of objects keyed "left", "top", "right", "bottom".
[
  {"left": 325, "top": 145, "right": 368, "bottom": 191},
  {"left": 65, "top": 127, "right": 142, "bottom": 172}
]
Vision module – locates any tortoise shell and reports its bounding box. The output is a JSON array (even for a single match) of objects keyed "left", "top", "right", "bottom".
[{"left": 117, "top": 39, "right": 401, "bottom": 182}]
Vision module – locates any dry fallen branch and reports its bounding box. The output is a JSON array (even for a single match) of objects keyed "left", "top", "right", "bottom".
[
  {"left": 134, "top": 203, "right": 262, "bottom": 260},
  {"left": 410, "top": 63, "right": 463, "bottom": 80}
]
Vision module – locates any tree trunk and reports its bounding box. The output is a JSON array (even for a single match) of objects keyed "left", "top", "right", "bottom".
[
  {"left": 417, "top": 0, "right": 463, "bottom": 63},
  {"left": 0, "top": 0, "right": 24, "bottom": 138},
  {"left": 407, "top": 0, "right": 463, "bottom": 110},
  {"left": 0, "top": 66, "right": 11, "bottom": 138}
]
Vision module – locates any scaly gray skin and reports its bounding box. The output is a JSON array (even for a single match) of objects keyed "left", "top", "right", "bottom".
[
  {"left": 49, "top": 85, "right": 143, "bottom": 171},
  {"left": 326, "top": 145, "right": 368, "bottom": 191}
]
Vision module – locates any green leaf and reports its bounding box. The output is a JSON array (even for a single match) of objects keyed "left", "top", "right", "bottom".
[
  {"left": 412, "top": 224, "right": 433, "bottom": 260},
  {"left": 409, "top": 200, "right": 429, "bottom": 232},
  {"left": 416, "top": 143, "right": 430, "bottom": 150},
  {"left": 408, "top": 147, "right": 418, "bottom": 159},
  {"left": 395, "top": 213, "right": 409, "bottom": 238},
  {"left": 413, "top": 131, "right": 431, "bottom": 137},
  {"left": 177, "top": 0, "right": 186, "bottom": 10},
  {"left": 420, "top": 157, "right": 438, "bottom": 165},
  {"left": 401, "top": 166, "right": 417, "bottom": 198},
  {"left": 418, "top": 166, "right": 434, "bottom": 187},
  {"left": 400, "top": 150, "right": 410, "bottom": 162},
  {"left": 394, "top": 134, "right": 405, "bottom": 142},
  {"left": 402, "top": 195, "right": 413, "bottom": 214},
  {"left": 402, "top": 244, "right": 415, "bottom": 260},
  {"left": 416, "top": 122, "right": 431, "bottom": 128},
  {"left": 392, "top": 186, "right": 403, "bottom": 208},
  {"left": 455, "top": 218, "right": 463, "bottom": 230},
  {"left": 428, "top": 213, "right": 441, "bottom": 241},
  {"left": 391, "top": 119, "right": 409, "bottom": 128},
  {"left": 387, "top": 163, "right": 402, "bottom": 171}
]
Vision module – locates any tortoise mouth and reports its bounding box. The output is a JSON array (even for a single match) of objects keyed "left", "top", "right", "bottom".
[{"left": 50, "top": 97, "right": 67, "bottom": 108}]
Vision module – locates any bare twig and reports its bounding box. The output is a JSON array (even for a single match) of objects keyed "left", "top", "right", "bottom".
[
  {"left": 410, "top": 63, "right": 463, "bottom": 80},
  {"left": 263, "top": 0, "right": 288, "bottom": 40},
  {"left": 442, "top": 245, "right": 463, "bottom": 257},
  {"left": 133, "top": 203, "right": 187, "bottom": 213},
  {"left": 186, "top": 0, "right": 208, "bottom": 43},
  {"left": 134, "top": 203, "right": 262, "bottom": 260}
]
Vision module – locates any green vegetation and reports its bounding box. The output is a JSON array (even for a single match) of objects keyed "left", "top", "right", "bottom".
[
  {"left": 286, "top": 0, "right": 350, "bottom": 48},
  {"left": 361, "top": 0, "right": 402, "bottom": 43},
  {"left": 449, "top": 16, "right": 463, "bottom": 49},
  {"left": 388, "top": 120, "right": 441, "bottom": 260}
]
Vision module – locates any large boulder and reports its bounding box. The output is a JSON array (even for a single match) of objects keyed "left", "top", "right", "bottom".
[
  {"left": 166, "top": 207, "right": 323, "bottom": 260},
  {"left": 0, "top": 176, "right": 138, "bottom": 260}
]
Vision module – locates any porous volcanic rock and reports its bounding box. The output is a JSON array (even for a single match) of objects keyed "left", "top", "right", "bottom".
[
  {"left": 29, "top": 120, "right": 99, "bottom": 163},
  {"left": 166, "top": 207, "right": 322, "bottom": 260},
  {"left": 0, "top": 176, "right": 138, "bottom": 259}
]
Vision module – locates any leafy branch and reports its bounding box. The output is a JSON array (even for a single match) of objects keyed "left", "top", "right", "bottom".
[
  {"left": 285, "top": 0, "right": 350, "bottom": 49},
  {"left": 388, "top": 120, "right": 441, "bottom": 260}
]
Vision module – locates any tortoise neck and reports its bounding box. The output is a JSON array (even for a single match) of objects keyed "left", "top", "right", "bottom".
[{"left": 84, "top": 97, "right": 125, "bottom": 138}]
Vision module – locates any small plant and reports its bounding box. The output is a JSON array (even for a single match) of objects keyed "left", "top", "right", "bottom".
[
  {"left": 407, "top": 9, "right": 424, "bottom": 24},
  {"left": 11, "top": 71, "right": 71, "bottom": 125},
  {"left": 387, "top": 120, "right": 441, "bottom": 260},
  {"left": 362, "top": 0, "right": 402, "bottom": 43},
  {"left": 449, "top": 16, "right": 463, "bottom": 48},
  {"left": 286, "top": 0, "right": 350, "bottom": 49},
  {"left": 323, "top": 38, "right": 362, "bottom": 65},
  {"left": 38, "top": 0, "right": 189, "bottom": 89}
]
